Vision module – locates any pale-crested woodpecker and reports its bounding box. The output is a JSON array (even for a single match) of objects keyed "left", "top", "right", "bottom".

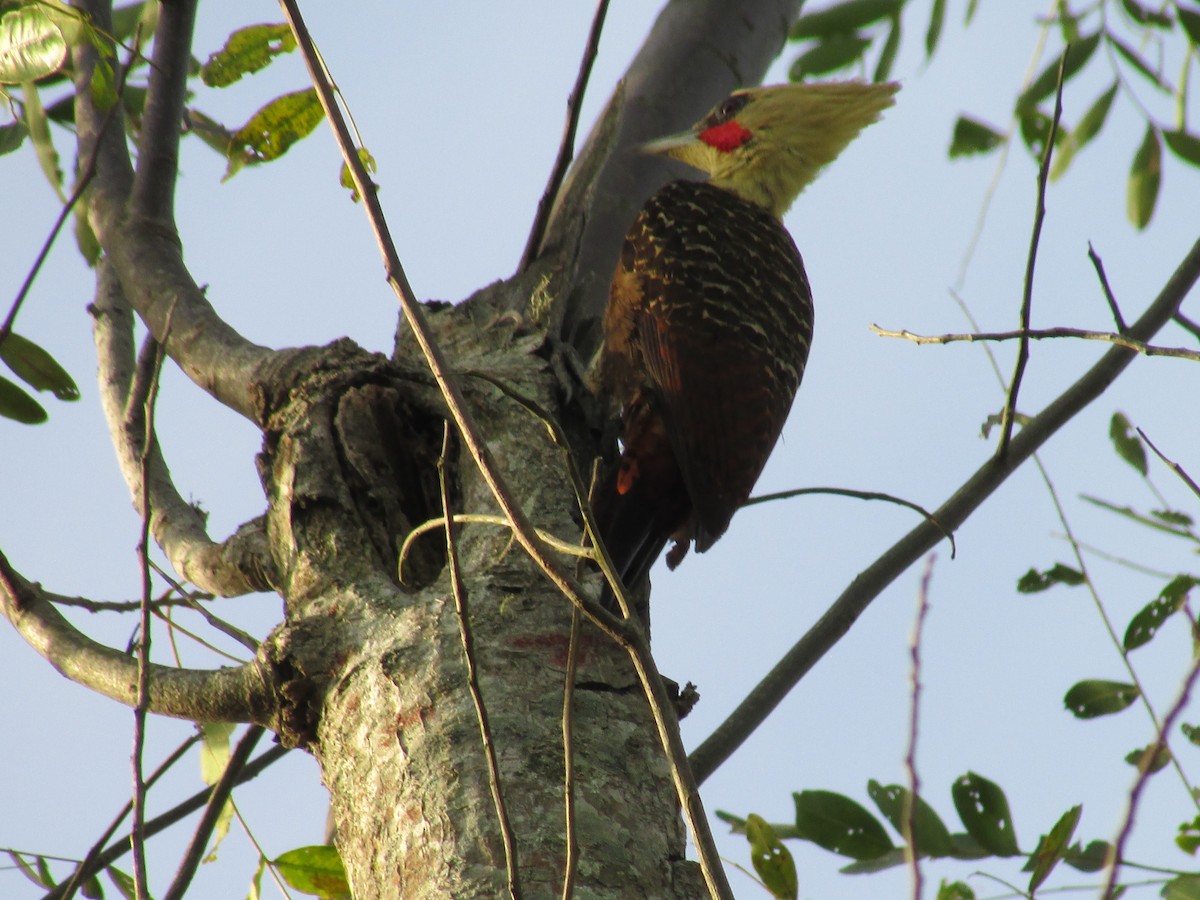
[{"left": 591, "top": 80, "right": 898, "bottom": 609}]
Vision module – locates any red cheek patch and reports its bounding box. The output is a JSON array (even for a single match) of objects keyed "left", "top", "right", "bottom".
[{"left": 699, "top": 121, "right": 751, "bottom": 152}]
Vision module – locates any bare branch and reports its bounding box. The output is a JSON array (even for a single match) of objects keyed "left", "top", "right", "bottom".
[
  {"left": 519, "top": 0, "right": 611, "bottom": 273},
  {"left": 689, "top": 237, "right": 1200, "bottom": 785},
  {"left": 1175, "top": 311, "right": 1200, "bottom": 341},
  {"left": 1089, "top": 242, "right": 1127, "bottom": 333},
  {"left": 91, "top": 262, "right": 278, "bottom": 597},
  {"left": 72, "top": 0, "right": 276, "bottom": 424},
  {"left": 870, "top": 323, "right": 1200, "bottom": 361},
  {"left": 905, "top": 555, "right": 934, "bottom": 900},
  {"left": 1137, "top": 428, "right": 1200, "bottom": 502},
  {"left": 0, "top": 550, "right": 274, "bottom": 725},
  {"left": 997, "top": 55, "right": 1065, "bottom": 459},
  {"left": 439, "top": 424, "right": 522, "bottom": 900}
]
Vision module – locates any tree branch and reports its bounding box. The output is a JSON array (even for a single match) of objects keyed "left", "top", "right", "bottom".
[
  {"left": 90, "top": 261, "right": 278, "bottom": 596},
  {"left": 72, "top": 0, "right": 277, "bottom": 425},
  {"left": 0, "top": 551, "right": 274, "bottom": 725},
  {"left": 689, "top": 237, "right": 1200, "bottom": 785},
  {"left": 869, "top": 323, "right": 1200, "bottom": 362}
]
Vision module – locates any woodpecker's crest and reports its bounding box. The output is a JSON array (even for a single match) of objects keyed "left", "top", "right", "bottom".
[{"left": 643, "top": 81, "right": 899, "bottom": 217}]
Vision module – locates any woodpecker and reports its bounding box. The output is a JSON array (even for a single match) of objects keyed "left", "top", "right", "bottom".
[{"left": 591, "top": 81, "right": 897, "bottom": 609}]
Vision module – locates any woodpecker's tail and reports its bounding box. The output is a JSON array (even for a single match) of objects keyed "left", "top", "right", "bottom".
[{"left": 590, "top": 460, "right": 675, "bottom": 613}]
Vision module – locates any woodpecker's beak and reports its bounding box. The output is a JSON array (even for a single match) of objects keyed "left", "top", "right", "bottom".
[{"left": 640, "top": 131, "right": 716, "bottom": 174}]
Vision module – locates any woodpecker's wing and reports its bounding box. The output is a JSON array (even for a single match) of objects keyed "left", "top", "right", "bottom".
[{"left": 624, "top": 180, "right": 814, "bottom": 551}]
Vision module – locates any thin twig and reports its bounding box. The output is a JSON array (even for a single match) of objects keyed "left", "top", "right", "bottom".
[
  {"left": 997, "top": 54, "right": 1066, "bottom": 460},
  {"left": 870, "top": 323, "right": 1200, "bottom": 361},
  {"left": 131, "top": 320, "right": 171, "bottom": 900},
  {"left": 519, "top": 0, "right": 611, "bottom": 272},
  {"left": 438, "top": 424, "right": 522, "bottom": 900},
  {"left": 1102, "top": 656, "right": 1200, "bottom": 899},
  {"left": 56, "top": 735, "right": 201, "bottom": 900},
  {"left": 905, "top": 555, "right": 934, "bottom": 900},
  {"left": 1175, "top": 311, "right": 1200, "bottom": 341},
  {"left": 1137, "top": 428, "right": 1200, "bottom": 502},
  {"left": 745, "top": 486, "right": 956, "bottom": 559},
  {"left": 48, "top": 591, "right": 211, "bottom": 613},
  {"left": 42, "top": 746, "right": 290, "bottom": 900},
  {"left": 560, "top": 604, "right": 582, "bottom": 900},
  {"left": 147, "top": 559, "right": 259, "bottom": 652},
  {"left": 1088, "top": 242, "right": 1127, "bottom": 333},
  {"left": 161, "top": 726, "right": 265, "bottom": 900}
]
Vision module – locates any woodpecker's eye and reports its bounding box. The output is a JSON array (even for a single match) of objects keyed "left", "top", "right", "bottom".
[{"left": 710, "top": 93, "right": 750, "bottom": 126}]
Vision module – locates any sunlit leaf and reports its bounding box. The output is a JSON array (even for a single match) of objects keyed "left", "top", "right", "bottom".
[
  {"left": 867, "top": 781, "right": 955, "bottom": 856},
  {"left": 202, "top": 23, "right": 297, "bottom": 88},
  {"left": 1063, "top": 679, "right": 1139, "bottom": 718},
  {"left": 0, "top": 6, "right": 68, "bottom": 84},
  {"left": 873, "top": 14, "right": 900, "bottom": 83},
  {"left": 274, "top": 846, "right": 351, "bottom": 900},
  {"left": 789, "top": 0, "right": 905, "bottom": 39},
  {"left": 926, "top": 0, "right": 946, "bottom": 57},
  {"left": 1127, "top": 124, "right": 1161, "bottom": 229},
  {"left": 788, "top": 32, "right": 873, "bottom": 81},
  {"left": 7, "top": 850, "right": 54, "bottom": 886},
  {"left": 246, "top": 856, "right": 266, "bottom": 900},
  {"left": 1017, "top": 32, "right": 1101, "bottom": 112},
  {"left": 22, "top": 79, "right": 64, "bottom": 200},
  {"left": 951, "top": 772, "right": 1020, "bottom": 856},
  {"left": 1109, "top": 412, "right": 1147, "bottom": 475},
  {"left": 746, "top": 814, "right": 798, "bottom": 900},
  {"left": 0, "top": 374, "right": 48, "bottom": 423},
  {"left": 338, "top": 146, "right": 377, "bottom": 202},
  {"left": 949, "top": 115, "right": 1004, "bottom": 158},
  {"left": 1050, "top": 82, "right": 1116, "bottom": 180},
  {"left": 1028, "top": 805, "right": 1081, "bottom": 893},
  {"left": 793, "top": 790, "right": 894, "bottom": 860},
  {"left": 1016, "top": 563, "right": 1085, "bottom": 593},
  {"left": 224, "top": 88, "right": 323, "bottom": 180},
  {"left": 0, "top": 331, "right": 80, "bottom": 399}
]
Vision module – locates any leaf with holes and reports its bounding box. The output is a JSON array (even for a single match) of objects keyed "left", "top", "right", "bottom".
[
  {"left": 202, "top": 23, "right": 297, "bottom": 87},
  {"left": 867, "top": 781, "right": 954, "bottom": 856},
  {"left": 225, "top": 88, "right": 324, "bottom": 179},
  {"left": 1064, "top": 680, "right": 1139, "bottom": 718},
  {"left": 1124, "top": 576, "right": 1196, "bottom": 650},
  {"left": 0, "top": 6, "right": 68, "bottom": 84},
  {"left": 746, "top": 814, "right": 798, "bottom": 900},
  {"left": 1027, "top": 805, "right": 1081, "bottom": 893},
  {"left": 1016, "top": 563, "right": 1085, "bottom": 593},
  {"left": 952, "top": 772, "right": 1020, "bottom": 856},
  {"left": 793, "top": 790, "right": 894, "bottom": 860}
]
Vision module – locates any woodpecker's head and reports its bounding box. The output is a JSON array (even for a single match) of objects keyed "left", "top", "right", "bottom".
[{"left": 643, "top": 81, "right": 899, "bottom": 217}]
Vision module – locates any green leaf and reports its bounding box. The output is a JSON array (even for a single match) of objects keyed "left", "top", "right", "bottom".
[
  {"left": 89, "top": 56, "right": 118, "bottom": 112},
  {"left": 949, "top": 115, "right": 1005, "bottom": 158},
  {"left": 867, "top": 781, "right": 955, "bottom": 856},
  {"left": 1124, "top": 576, "right": 1196, "bottom": 650},
  {"left": 1016, "top": 563, "right": 1085, "bottom": 593},
  {"left": 1164, "top": 874, "right": 1200, "bottom": 899},
  {"left": 81, "top": 873, "right": 103, "bottom": 898},
  {"left": 1163, "top": 129, "right": 1200, "bottom": 167},
  {"left": 1109, "top": 412, "right": 1148, "bottom": 475},
  {"left": 926, "top": 0, "right": 946, "bottom": 57},
  {"left": 1108, "top": 32, "right": 1169, "bottom": 89},
  {"left": 951, "top": 772, "right": 1020, "bottom": 856},
  {"left": 111, "top": 1, "right": 157, "bottom": 45},
  {"left": 202, "top": 23, "right": 297, "bottom": 88},
  {"left": 224, "top": 88, "right": 324, "bottom": 180},
  {"left": 1178, "top": 816, "right": 1200, "bottom": 855},
  {"left": 0, "top": 6, "right": 68, "bottom": 84},
  {"left": 1050, "top": 82, "right": 1117, "bottom": 180},
  {"left": 793, "top": 790, "right": 894, "bottom": 860},
  {"left": 22, "top": 79, "right": 64, "bottom": 200},
  {"left": 1017, "top": 32, "right": 1101, "bottom": 112},
  {"left": 1063, "top": 679, "right": 1139, "bottom": 718},
  {"left": 746, "top": 814, "right": 798, "bottom": 900},
  {"left": 0, "top": 373, "right": 48, "bottom": 423},
  {"left": 1152, "top": 509, "right": 1195, "bottom": 526},
  {"left": 1063, "top": 839, "right": 1112, "bottom": 873},
  {"left": 789, "top": 0, "right": 906, "bottom": 39},
  {"left": 1124, "top": 742, "right": 1171, "bottom": 773},
  {"left": 246, "top": 855, "right": 266, "bottom": 900},
  {"left": 873, "top": 14, "right": 900, "bottom": 83},
  {"left": 1018, "top": 105, "right": 1058, "bottom": 157},
  {"left": 0, "top": 331, "right": 79, "bottom": 399},
  {"left": 185, "top": 107, "right": 234, "bottom": 156},
  {"left": 788, "top": 32, "right": 873, "bottom": 81},
  {"left": 339, "top": 146, "right": 377, "bottom": 202},
  {"left": 1177, "top": 5, "right": 1200, "bottom": 45},
  {"left": 1127, "top": 124, "right": 1161, "bottom": 229},
  {"left": 1120, "top": 0, "right": 1173, "bottom": 27},
  {"left": 965, "top": 0, "right": 980, "bottom": 25},
  {"left": 74, "top": 202, "right": 101, "bottom": 266},
  {"left": 1027, "top": 804, "right": 1081, "bottom": 893},
  {"left": 274, "top": 846, "right": 350, "bottom": 900},
  {"left": 0, "top": 118, "right": 26, "bottom": 155},
  {"left": 1183, "top": 723, "right": 1200, "bottom": 746},
  {"left": 107, "top": 867, "right": 136, "bottom": 900},
  {"left": 7, "top": 850, "right": 54, "bottom": 887},
  {"left": 937, "top": 881, "right": 976, "bottom": 900}
]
